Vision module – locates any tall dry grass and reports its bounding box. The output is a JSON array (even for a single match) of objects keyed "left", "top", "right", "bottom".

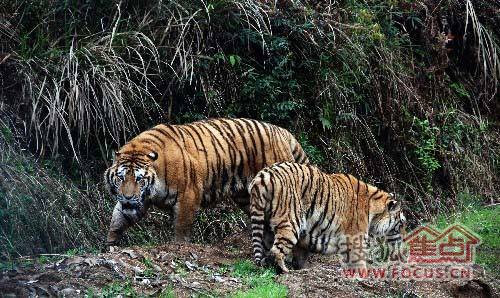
[{"left": 0, "top": 108, "right": 107, "bottom": 256}]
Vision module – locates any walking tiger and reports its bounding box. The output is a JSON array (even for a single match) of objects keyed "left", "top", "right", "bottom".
[
  {"left": 249, "top": 162, "right": 406, "bottom": 272},
  {"left": 104, "top": 118, "right": 309, "bottom": 245}
]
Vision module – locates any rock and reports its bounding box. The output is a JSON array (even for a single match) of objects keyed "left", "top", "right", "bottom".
[
  {"left": 228, "top": 277, "right": 241, "bottom": 283},
  {"left": 185, "top": 261, "right": 197, "bottom": 271},
  {"left": 83, "top": 257, "right": 99, "bottom": 267},
  {"left": 59, "top": 287, "right": 77, "bottom": 297},
  {"left": 131, "top": 266, "right": 144, "bottom": 274},
  {"left": 213, "top": 275, "right": 225, "bottom": 283},
  {"left": 170, "top": 260, "right": 177, "bottom": 269},
  {"left": 65, "top": 256, "right": 85, "bottom": 266},
  {"left": 190, "top": 252, "right": 198, "bottom": 260},
  {"left": 121, "top": 249, "right": 139, "bottom": 259},
  {"left": 160, "top": 253, "right": 170, "bottom": 261}
]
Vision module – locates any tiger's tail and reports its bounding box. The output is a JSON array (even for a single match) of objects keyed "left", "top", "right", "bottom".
[
  {"left": 249, "top": 172, "right": 269, "bottom": 266},
  {"left": 289, "top": 134, "right": 309, "bottom": 164}
]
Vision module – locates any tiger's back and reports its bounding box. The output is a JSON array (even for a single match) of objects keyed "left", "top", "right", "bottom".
[
  {"left": 162, "top": 118, "right": 308, "bottom": 206},
  {"left": 105, "top": 118, "right": 309, "bottom": 244},
  {"left": 249, "top": 162, "right": 405, "bottom": 272}
]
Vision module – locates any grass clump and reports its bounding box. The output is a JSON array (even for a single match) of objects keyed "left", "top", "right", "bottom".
[
  {"left": 229, "top": 260, "right": 287, "bottom": 298},
  {"left": 233, "top": 283, "right": 288, "bottom": 298}
]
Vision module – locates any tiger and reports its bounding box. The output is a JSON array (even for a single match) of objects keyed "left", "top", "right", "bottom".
[
  {"left": 368, "top": 204, "right": 407, "bottom": 264},
  {"left": 104, "top": 118, "right": 309, "bottom": 246},
  {"left": 249, "top": 162, "right": 406, "bottom": 273}
]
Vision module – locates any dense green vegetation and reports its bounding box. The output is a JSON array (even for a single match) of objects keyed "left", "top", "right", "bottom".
[{"left": 0, "top": 0, "right": 498, "bottom": 267}]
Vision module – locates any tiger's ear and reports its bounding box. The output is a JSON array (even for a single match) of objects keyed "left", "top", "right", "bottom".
[
  {"left": 387, "top": 200, "right": 401, "bottom": 213},
  {"left": 147, "top": 151, "right": 158, "bottom": 161}
]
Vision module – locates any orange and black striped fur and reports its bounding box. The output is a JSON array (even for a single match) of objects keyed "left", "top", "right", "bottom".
[
  {"left": 249, "top": 162, "right": 406, "bottom": 272},
  {"left": 104, "top": 118, "right": 309, "bottom": 245}
]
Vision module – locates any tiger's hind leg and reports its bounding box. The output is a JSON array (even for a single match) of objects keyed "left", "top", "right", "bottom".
[
  {"left": 269, "top": 221, "right": 298, "bottom": 273},
  {"left": 257, "top": 223, "right": 275, "bottom": 267},
  {"left": 251, "top": 205, "right": 273, "bottom": 266},
  {"left": 232, "top": 190, "right": 251, "bottom": 216}
]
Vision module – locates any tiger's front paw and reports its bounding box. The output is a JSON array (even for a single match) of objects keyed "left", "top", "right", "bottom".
[
  {"left": 274, "top": 258, "right": 289, "bottom": 274},
  {"left": 261, "top": 255, "right": 288, "bottom": 274},
  {"left": 259, "top": 254, "right": 274, "bottom": 267},
  {"left": 108, "top": 245, "right": 119, "bottom": 253},
  {"left": 174, "top": 234, "right": 192, "bottom": 243},
  {"left": 103, "top": 238, "right": 120, "bottom": 253}
]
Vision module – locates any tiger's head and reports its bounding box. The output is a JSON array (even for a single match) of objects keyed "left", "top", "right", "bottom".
[
  {"left": 365, "top": 187, "right": 407, "bottom": 239},
  {"left": 104, "top": 149, "right": 160, "bottom": 215},
  {"left": 368, "top": 194, "right": 408, "bottom": 262},
  {"left": 369, "top": 198, "right": 406, "bottom": 240}
]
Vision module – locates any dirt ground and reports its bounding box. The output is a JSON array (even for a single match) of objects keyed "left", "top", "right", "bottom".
[{"left": 0, "top": 231, "right": 497, "bottom": 297}]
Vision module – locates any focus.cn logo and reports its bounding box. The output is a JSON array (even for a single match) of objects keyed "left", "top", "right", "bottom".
[
  {"left": 342, "top": 224, "right": 482, "bottom": 281},
  {"left": 405, "top": 224, "right": 480, "bottom": 264}
]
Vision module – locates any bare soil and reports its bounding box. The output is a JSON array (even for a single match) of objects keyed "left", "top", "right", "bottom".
[{"left": 0, "top": 231, "right": 497, "bottom": 297}]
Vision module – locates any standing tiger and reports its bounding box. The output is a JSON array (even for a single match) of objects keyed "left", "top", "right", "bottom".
[
  {"left": 249, "top": 162, "right": 406, "bottom": 273},
  {"left": 104, "top": 118, "right": 309, "bottom": 246}
]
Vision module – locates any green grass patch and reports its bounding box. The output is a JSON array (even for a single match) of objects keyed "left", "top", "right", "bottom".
[
  {"left": 65, "top": 247, "right": 100, "bottom": 256},
  {"left": 232, "top": 282, "right": 288, "bottom": 298},
  {"left": 158, "top": 286, "right": 176, "bottom": 298},
  {"left": 140, "top": 257, "right": 158, "bottom": 278},
  {"left": 229, "top": 260, "right": 287, "bottom": 298},
  {"left": 87, "top": 280, "right": 138, "bottom": 298},
  {"left": 434, "top": 203, "right": 499, "bottom": 275},
  {"left": 0, "top": 258, "right": 34, "bottom": 271}
]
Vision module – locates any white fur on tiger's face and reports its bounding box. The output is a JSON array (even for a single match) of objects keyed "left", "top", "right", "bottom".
[
  {"left": 369, "top": 202, "right": 407, "bottom": 243},
  {"left": 105, "top": 152, "right": 160, "bottom": 214}
]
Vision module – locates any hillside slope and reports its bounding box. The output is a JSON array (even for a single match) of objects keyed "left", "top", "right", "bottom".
[{"left": 1, "top": 231, "right": 498, "bottom": 297}]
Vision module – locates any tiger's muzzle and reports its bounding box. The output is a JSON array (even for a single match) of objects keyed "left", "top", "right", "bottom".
[{"left": 117, "top": 195, "right": 144, "bottom": 211}]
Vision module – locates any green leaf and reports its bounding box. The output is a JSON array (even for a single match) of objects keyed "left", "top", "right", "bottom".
[
  {"left": 320, "top": 117, "right": 332, "bottom": 130},
  {"left": 229, "top": 55, "right": 236, "bottom": 66},
  {"left": 228, "top": 55, "right": 241, "bottom": 67}
]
